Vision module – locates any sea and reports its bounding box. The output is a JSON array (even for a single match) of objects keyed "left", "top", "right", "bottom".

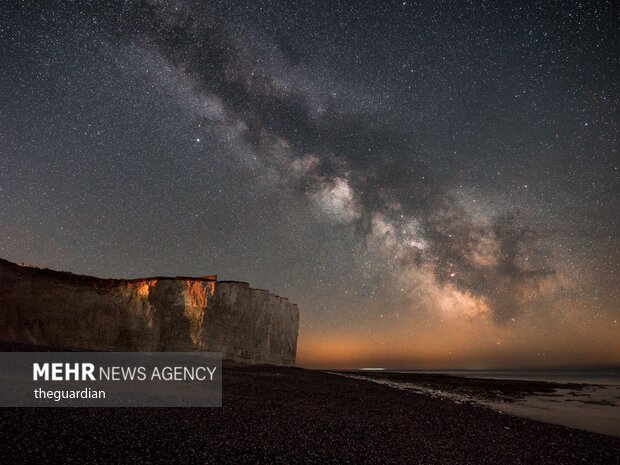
[{"left": 397, "top": 368, "right": 620, "bottom": 386}]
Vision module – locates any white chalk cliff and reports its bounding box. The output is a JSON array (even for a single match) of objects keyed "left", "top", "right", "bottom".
[{"left": 0, "top": 259, "right": 299, "bottom": 366}]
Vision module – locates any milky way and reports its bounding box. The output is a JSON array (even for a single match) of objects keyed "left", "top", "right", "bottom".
[{"left": 1, "top": 1, "right": 618, "bottom": 367}]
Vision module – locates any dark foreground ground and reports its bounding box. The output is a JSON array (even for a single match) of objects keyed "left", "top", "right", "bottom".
[{"left": 0, "top": 347, "right": 619, "bottom": 464}]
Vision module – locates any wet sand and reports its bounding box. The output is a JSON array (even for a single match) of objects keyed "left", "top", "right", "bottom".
[
  {"left": 0, "top": 362, "right": 619, "bottom": 464},
  {"left": 492, "top": 386, "right": 620, "bottom": 438}
]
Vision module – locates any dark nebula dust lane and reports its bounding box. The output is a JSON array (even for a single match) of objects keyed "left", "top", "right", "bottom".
[{"left": 0, "top": 0, "right": 618, "bottom": 367}]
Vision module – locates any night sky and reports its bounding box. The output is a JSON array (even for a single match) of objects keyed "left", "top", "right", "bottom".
[{"left": 1, "top": 0, "right": 618, "bottom": 368}]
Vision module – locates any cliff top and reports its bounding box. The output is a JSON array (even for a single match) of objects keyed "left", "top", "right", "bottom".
[
  {"left": 0, "top": 258, "right": 296, "bottom": 303},
  {"left": 0, "top": 258, "right": 218, "bottom": 287}
]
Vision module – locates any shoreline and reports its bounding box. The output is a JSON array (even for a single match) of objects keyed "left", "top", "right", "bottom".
[{"left": 331, "top": 370, "right": 620, "bottom": 438}]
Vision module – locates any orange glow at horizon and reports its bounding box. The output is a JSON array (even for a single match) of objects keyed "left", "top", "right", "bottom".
[{"left": 296, "top": 313, "right": 620, "bottom": 370}]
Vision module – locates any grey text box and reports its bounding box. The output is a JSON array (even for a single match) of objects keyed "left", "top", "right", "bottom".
[{"left": 0, "top": 352, "right": 222, "bottom": 407}]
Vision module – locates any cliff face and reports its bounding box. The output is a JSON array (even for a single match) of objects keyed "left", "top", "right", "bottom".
[{"left": 0, "top": 259, "right": 299, "bottom": 366}]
